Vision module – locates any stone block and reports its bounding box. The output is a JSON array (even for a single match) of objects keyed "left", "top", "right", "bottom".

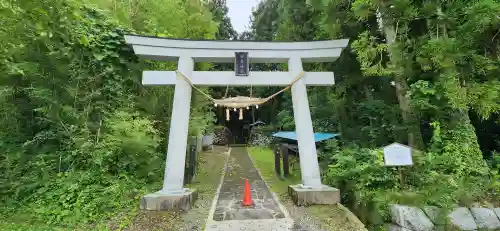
[
  {"left": 495, "top": 208, "right": 500, "bottom": 220},
  {"left": 470, "top": 207, "right": 500, "bottom": 230},
  {"left": 422, "top": 206, "right": 448, "bottom": 225},
  {"left": 288, "top": 184, "right": 340, "bottom": 206},
  {"left": 390, "top": 204, "right": 434, "bottom": 231},
  {"left": 389, "top": 224, "right": 413, "bottom": 231},
  {"left": 225, "top": 208, "right": 274, "bottom": 220},
  {"left": 448, "top": 207, "right": 478, "bottom": 230},
  {"left": 139, "top": 189, "right": 197, "bottom": 211}
]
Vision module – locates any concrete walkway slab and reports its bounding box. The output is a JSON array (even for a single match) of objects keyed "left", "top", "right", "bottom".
[
  {"left": 205, "top": 147, "right": 291, "bottom": 230},
  {"left": 205, "top": 218, "right": 294, "bottom": 231}
]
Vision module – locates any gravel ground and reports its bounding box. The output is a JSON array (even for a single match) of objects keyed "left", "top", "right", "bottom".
[
  {"left": 286, "top": 200, "right": 327, "bottom": 231},
  {"left": 286, "top": 200, "right": 368, "bottom": 231}
]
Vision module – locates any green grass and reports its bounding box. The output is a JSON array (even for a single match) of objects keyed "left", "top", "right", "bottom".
[
  {"left": 0, "top": 221, "right": 69, "bottom": 231},
  {"left": 248, "top": 146, "right": 367, "bottom": 231},
  {"left": 247, "top": 146, "right": 301, "bottom": 198},
  {"left": 186, "top": 148, "right": 227, "bottom": 195},
  {"left": 0, "top": 208, "right": 95, "bottom": 231}
]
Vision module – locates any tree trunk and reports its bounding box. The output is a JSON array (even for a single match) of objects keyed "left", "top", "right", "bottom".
[
  {"left": 377, "top": 9, "right": 424, "bottom": 149},
  {"left": 393, "top": 74, "right": 424, "bottom": 148},
  {"left": 364, "top": 84, "right": 374, "bottom": 128}
]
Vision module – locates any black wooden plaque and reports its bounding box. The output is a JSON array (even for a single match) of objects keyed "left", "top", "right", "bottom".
[{"left": 235, "top": 52, "right": 249, "bottom": 76}]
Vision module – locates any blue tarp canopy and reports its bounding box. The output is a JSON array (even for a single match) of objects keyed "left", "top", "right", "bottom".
[{"left": 271, "top": 131, "right": 340, "bottom": 142}]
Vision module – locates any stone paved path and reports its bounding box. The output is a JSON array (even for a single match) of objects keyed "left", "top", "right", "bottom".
[{"left": 205, "top": 147, "right": 293, "bottom": 231}]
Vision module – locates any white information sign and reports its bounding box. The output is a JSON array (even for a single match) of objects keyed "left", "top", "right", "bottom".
[{"left": 383, "top": 143, "right": 413, "bottom": 166}]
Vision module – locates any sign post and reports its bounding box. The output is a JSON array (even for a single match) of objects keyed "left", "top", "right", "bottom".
[
  {"left": 383, "top": 143, "right": 413, "bottom": 188},
  {"left": 235, "top": 52, "right": 249, "bottom": 76},
  {"left": 383, "top": 143, "right": 413, "bottom": 166}
]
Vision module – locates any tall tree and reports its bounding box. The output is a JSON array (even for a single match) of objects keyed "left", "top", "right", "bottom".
[
  {"left": 250, "top": 0, "right": 280, "bottom": 40},
  {"left": 208, "top": 0, "right": 238, "bottom": 40},
  {"left": 0, "top": 0, "right": 219, "bottom": 225},
  {"left": 251, "top": 0, "right": 499, "bottom": 171}
]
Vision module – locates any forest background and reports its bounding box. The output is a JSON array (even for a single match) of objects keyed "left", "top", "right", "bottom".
[{"left": 0, "top": 0, "right": 499, "bottom": 230}]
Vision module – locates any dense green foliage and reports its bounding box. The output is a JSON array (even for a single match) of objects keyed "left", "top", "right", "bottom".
[
  {"left": 0, "top": 0, "right": 221, "bottom": 228},
  {"left": 1, "top": 0, "right": 499, "bottom": 230},
  {"left": 246, "top": 0, "right": 500, "bottom": 229}
]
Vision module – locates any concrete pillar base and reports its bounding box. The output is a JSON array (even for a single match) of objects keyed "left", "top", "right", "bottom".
[
  {"left": 140, "top": 189, "right": 197, "bottom": 211},
  {"left": 288, "top": 184, "right": 340, "bottom": 206}
]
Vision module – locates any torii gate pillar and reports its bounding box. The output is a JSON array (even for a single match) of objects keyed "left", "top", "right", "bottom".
[
  {"left": 125, "top": 35, "right": 348, "bottom": 210},
  {"left": 162, "top": 56, "right": 193, "bottom": 193},
  {"left": 289, "top": 56, "right": 322, "bottom": 187}
]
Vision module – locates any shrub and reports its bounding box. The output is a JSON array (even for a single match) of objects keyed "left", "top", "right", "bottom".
[
  {"left": 27, "top": 172, "right": 146, "bottom": 224},
  {"left": 0, "top": 111, "right": 161, "bottom": 224},
  {"left": 249, "top": 132, "right": 273, "bottom": 147},
  {"left": 323, "top": 144, "right": 492, "bottom": 228}
]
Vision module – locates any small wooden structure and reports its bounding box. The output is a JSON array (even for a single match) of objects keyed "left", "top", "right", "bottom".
[{"left": 272, "top": 132, "right": 340, "bottom": 179}]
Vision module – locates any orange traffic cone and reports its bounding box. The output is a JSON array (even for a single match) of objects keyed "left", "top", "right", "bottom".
[{"left": 242, "top": 179, "right": 253, "bottom": 206}]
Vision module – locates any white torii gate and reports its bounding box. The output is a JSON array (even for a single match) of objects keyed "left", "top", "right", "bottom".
[{"left": 125, "top": 35, "right": 349, "bottom": 210}]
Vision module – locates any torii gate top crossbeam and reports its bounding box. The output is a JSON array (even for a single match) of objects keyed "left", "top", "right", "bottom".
[{"left": 124, "top": 35, "right": 349, "bottom": 63}]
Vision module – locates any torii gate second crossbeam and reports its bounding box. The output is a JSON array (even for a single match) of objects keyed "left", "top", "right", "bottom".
[{"left": 125, "top": 35, "right": 349, "bottom": 210}]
